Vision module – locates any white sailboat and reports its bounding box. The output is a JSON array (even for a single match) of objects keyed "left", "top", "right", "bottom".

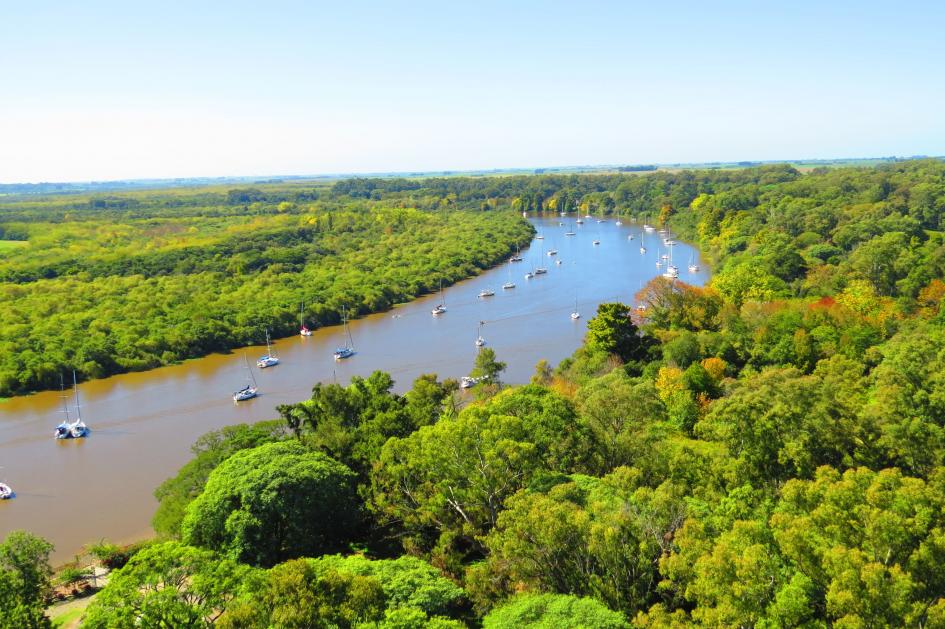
[
  {"left": 688, "top": 254, "right": 700, "bottom": 273},
  {"left": 432, "top": 280, "right": 447, "bottom": 315},
  {"left": 643, "top": 212, "right": 655, "bottom": 233},
  {"left": 68, "top": 371, "right": 89, "bottom": 438},
  {"left": 570, "top": 297, "right": 581, "bottom": 320},
  {"left": 663, "top": 246, "right": 679, "bottom": 279},
  {"left": 534, "top": 238, "right": 548, "bottom": 274},
  {"left": 478, "top": 288, "right": 495, "bottom": 298},
  {"left": 233, "top": 355, "right": 259, "bottom": 402},
  {"left": 510, "top": 246, "right": 524, "bottom": 262},
  {"left": 299, "top": 301, "right": 313, "bottom": 336},
  {"left": 502, "top": 262, "right": 516, "bottom": 289},
  {"left": 333, "top": 305, "right": 355, "bottom": 359},
  {"left": 54, "top": 374, "right": 72, "bottom": 439},
  {"left": 257, "top": 329, "right": 279, "bottom": 368},
  {"left": 475, "top": 321, "right": 486, "bottom": 347}
]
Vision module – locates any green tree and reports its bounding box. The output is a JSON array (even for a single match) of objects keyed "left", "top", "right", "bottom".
[
  {"left": 0, "top": 531, "right": 53, "bottom": 629},
  {"left": 471, "top": 347, "right": 506, "bottom": 385},
  {"left": 181, "top": 441, "right": 359, "bottom": 566},
  {"left": 83, "top": 542, "right": 251, "bottom": 628},
  {"left": 585, "top": 303, "right": 647, "bottom": 362},
  {"left": 483, "top": 593, "right": 629, "bottom": 629}
]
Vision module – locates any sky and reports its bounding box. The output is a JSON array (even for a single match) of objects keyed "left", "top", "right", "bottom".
[{"left": 1, "top": 0, "right": 943, "bottom": 183}]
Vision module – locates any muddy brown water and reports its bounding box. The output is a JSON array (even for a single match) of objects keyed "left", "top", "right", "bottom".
[{"left": 0, "top": 217, "right": 710, "bottom": 562}]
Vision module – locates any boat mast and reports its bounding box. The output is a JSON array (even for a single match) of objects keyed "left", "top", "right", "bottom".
[
  {"left": 72, "top": 370, "right": 82, "bottom": 423},
  {"left": 343, "top": 306, "right": 354, "bottom": 349},
  {"left": 60, "top": 374, "right": 70, "bottom": 423}
]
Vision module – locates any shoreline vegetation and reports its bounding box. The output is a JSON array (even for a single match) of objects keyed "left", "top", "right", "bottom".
[{"left": 7, "top": 158, "right": 945, "bottom": 626}]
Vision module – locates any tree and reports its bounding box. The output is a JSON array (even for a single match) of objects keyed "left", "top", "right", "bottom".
[
  {"left": 181, "top": 441, "right": 359, "bottom": 567},
  {"left": 83, "top": 542, "right": 250, "bottom": 628},
  {"left": 585, "top": 303, "right": 648, "bottom": 362},
  {"left": 0, "top": 531, "right": 53, "bottom": 629},
  {"left": 471, "top": 347, "right": 506, "bottom": 385},
  {"left": 370, "top": 386, "right": 591, "bottom": 568},
  {"left": 153, "top": 420, "right": 287, "bottom": 538},
  {"left": 472, "top": 471, "right": 685, "bottom": 617},
  {"left": 483, "top": 594, "right": 629, "bottom": 629}
]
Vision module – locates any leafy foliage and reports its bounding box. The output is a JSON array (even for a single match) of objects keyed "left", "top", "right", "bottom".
[{"left": 181, "top": 441, "right": 359, "bottom": 567}]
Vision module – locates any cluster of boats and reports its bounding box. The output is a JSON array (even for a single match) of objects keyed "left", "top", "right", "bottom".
[
  {"left": 54, "top": 372, "right": 89, "bottom": 440},
  {"left": 239, "top": 216, "right": 701, "bottom": 403},
  {"left": 234, "top": 304, "right": 357, "bottom": 402}
]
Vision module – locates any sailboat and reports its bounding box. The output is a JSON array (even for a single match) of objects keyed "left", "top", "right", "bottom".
[
  {"left": 502, "top": 263, "right": 516, "bottom": 289},
  {"left": 333, "top": 305, "right": 355, "bottom": 359},
  {"left": 534, "top": 238, "right": 548, "bottom": 274},
  {"left": 615, "top": 216, "right": 623, "bottom": 226},
  {"left": 69, "top": 372, "right": 89, "bottom": 438},
  {"left": 299, "top": 302, "right": 313, "bottom": 336},
  {"left": 510, "top": 246, "right": 524, "bottom": 262},
  {"left": 575, "top": 218, "right": 584, "bottom": 225},
  {"left": 233, "top": 354, "right": 259, "bottom": 401},
  {"left": 475, "top": 321, "right": 486, "bottom": 347},
  {"left": 663, "top": 246, "right": 679, "bottom": 279},
  {"left": 54, "top": 374, "right": 72, "bottom": 439},
  {"left": 643, "top": 213, "right": 655, "bottom": 233},
  {"left": 688, "top": 254, "right": 700, "bottom": 273},
  {"left": 431, "top": 280, "right": 447, "bottom": 315},
  {"left": 256, "top": 329, "right": 279, "bottom": 368},
  {"left": 564, "top": 222, "right": 576, "bottom": 236},
  {"left": 478, "top": 287, "right": 495, "bottom": 298},
  {"left": 570, "top": 297, "right": 581, "bottom": 320}
]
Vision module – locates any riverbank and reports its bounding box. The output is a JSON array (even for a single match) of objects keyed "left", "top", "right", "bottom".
[{"left": 0, "top": 216, "right": 710, "bottom": 563}]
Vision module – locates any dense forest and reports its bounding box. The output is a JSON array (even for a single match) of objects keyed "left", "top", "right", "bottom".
[
  {"left": 7, "top": 159, "right": 945, "bottom": 627},
  {"left": 0, "top": 189, "right": 533, "bottom": 396}
]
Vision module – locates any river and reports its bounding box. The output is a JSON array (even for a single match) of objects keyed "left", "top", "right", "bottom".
[{"left": 0, "top": 216, "right": 710, "bottom": 563}]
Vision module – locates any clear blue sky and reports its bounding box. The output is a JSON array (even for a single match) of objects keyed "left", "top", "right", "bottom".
[{"left": 1, "top": 1, "right": 943, "bottom": 182}]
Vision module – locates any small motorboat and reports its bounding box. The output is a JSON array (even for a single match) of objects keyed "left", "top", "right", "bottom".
[
  {"left": 503, "top": 282, "right": 516, "bottom": 289},
  {"left": 627, "top": 234, "right": 634, "bottom": 240},
  {"left": 664, "top": 239, "right": 676, "bottom": 246},
  {"left": 478, "top": 289, "right": 495, "bottom": 298},
  {"left": 534, "top": 267, "right": 548, "bottom": 275},
  {"left": 661, "top": 254, "right": 669, "bottom": 260},
  {"left": 592, "top": 240, "right": 600, "bottom": 246},
  {"left": 615, "top": 220, "right": 623, "bottom": 226},
  {"left": 536, "top": 235, "right": 544, "bottom": 240},
  {"left": 547, "top": 249, "right": 558, "bottom": 256},
  {"left": 565, "top": 231, "right": 576, "bottom": 236},
  {"left": 525, "top": 272, "right": 534, "bottom": 280},
  {"left": 460, "top": 376, "right": 479, "bottom": 389},
  {"left": 0, "top": 483, "right": 13, "bottom": 500},
  {"left": 555, "top": 260, "right": 563, "bottom": 265}
]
